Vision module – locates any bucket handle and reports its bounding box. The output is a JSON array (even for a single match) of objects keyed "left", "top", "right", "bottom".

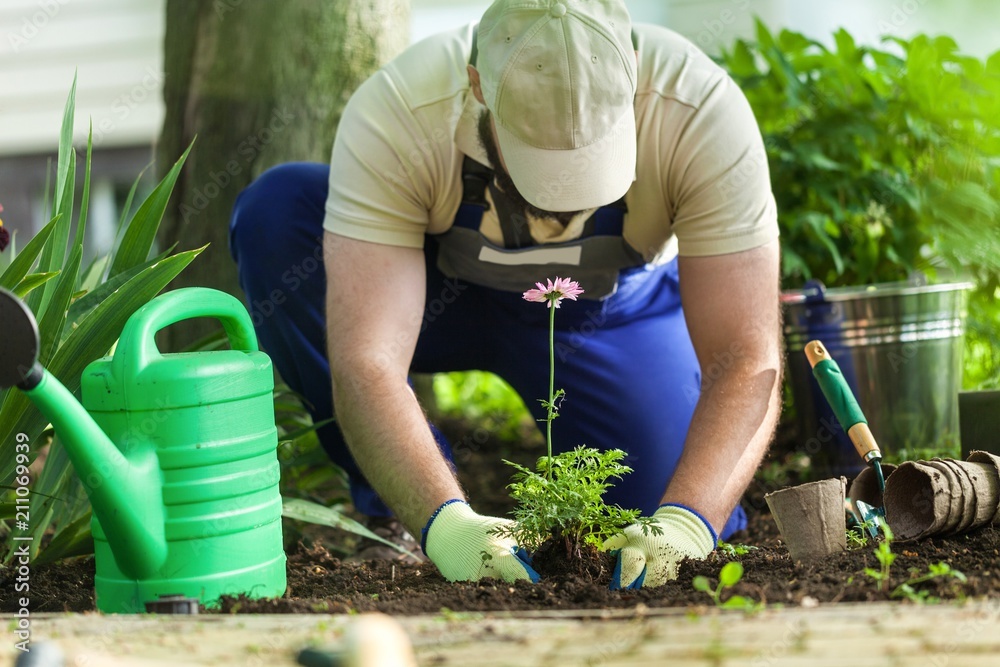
[
  {"left": 113, "top": 288, "right": 259, "bottom": 378},
  {"left": 802, "top": 279, "right": 828, "bottom": 304}
]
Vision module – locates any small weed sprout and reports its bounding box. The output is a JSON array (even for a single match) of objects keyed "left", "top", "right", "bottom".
[
  {"left": 846, "top": 528, "right": 869, "bottom": 550},
  {"left": 717, "top": 542, "right": 758, "bottom": 558},
  {"left": 892, "top": 562, "right": 968, "bottom": 603},
  {"left": 692, "top": 561, "right": 762, "bottom": 611},
  {"left": 476, "top": 549, "right": 494, "bottom": 579},
  {"left": 858, "top": 523, "right": 965, "bottom": 601},
  {"left": 846, "top": 519, "right": 877, "bottom": 549},
  {"left": 863, "top": 523, "right": 896, "bottom": 593}
]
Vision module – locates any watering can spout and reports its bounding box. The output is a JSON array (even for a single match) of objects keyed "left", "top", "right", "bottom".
[{"left": 21, "top": 364, "right": 169, "bottom": 580}]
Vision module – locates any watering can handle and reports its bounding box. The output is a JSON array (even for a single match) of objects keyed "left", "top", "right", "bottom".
[{"left": 114, "top": 288, "right": 259, "bottom": 377}]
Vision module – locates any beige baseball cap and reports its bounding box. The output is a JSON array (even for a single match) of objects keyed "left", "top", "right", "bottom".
[{"left": 477, "top": 0, "right": 637, "bottom": 212}]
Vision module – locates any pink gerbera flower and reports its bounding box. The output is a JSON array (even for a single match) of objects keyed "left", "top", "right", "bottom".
[
  {"left": 0, "top": 203, "right": 8, "bottom": 253},
  {"left": 522, "top": 277, "right": 584, "bottom": 309}
]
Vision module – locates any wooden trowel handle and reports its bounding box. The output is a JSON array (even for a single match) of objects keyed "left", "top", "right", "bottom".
[{"left": 805, "top": 340, "right": 883, "bottom": 463}]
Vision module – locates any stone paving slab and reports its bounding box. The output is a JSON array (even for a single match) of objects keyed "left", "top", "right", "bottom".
[{"left": 4, "top": 601, "right": 1000, "bottom": 666}]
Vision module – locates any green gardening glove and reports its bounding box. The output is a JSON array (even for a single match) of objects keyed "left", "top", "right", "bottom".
[
  {"left": 604, "top": 504, "right": 717, "bottom": 589},
  {"left": 421, "top": 500, "right": 540, "bottom": 583}
]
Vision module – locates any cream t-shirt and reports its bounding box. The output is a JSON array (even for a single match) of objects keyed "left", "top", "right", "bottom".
[{"left": 324, "top": 22, "right": 778, "bottom": 263}]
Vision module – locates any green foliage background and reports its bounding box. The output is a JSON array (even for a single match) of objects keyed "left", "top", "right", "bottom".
[{"left": 719, "top": 22, "right": 1000, "bottom": 388}]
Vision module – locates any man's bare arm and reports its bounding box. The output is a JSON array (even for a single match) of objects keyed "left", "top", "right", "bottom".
[
  {"left": 663, "top": 239, "right": 783, "bottom": 531},
  {"left": 324, "top": 231, "right": 465, "bottom": 535}
]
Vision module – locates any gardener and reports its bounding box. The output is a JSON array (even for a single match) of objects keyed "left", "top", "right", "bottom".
[{"left": 229, "top": 0, "right": 782, "bottom": 589}]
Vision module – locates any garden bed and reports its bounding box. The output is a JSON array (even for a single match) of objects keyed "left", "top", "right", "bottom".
[
  {"left": 5, "top": 511, "right": 998, "bottom": 615},
  {"left": 4, "top": 419, "right": 999, "bottom": 615}
]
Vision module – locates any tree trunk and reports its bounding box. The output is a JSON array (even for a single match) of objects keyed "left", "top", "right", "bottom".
[{"left": 157, "top": 0, "right": 409, "bottom": 350}]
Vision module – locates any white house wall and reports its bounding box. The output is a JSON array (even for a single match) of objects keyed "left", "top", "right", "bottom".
[{"left": 0, "top": 0, "right": 165, "bottom": 157}]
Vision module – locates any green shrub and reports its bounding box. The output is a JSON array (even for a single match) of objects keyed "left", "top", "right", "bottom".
[
  {"left": 722, "top": 22, "right": 1000, "bottom": 286},
  {"left": 432, "top": 371, "right": 536, "bottom": 442}
]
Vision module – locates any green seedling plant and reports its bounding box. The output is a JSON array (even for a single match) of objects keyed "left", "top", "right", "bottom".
[
  {"left": 846, "top": 527, "right": 869, "bottom": 550},
  {"left": 892, "top": 562, "right": 967, "bottom": 604},
  {"left": 717, "top": 542, "right": 758, "bottom": 558},
  {"left": 863, "top": 523, "right": 897, "bottom": 593},
  {"left": 692, "top": 561, "right": 762, "bottom": 611},
  {"left": 862, "top": 521, "right": 968, "bottom": 601},
  {"left": 493, "top": 278, "right": 650, "bottom": 559},
  {"left": 846, "top": 517, "right": 878, "bottom": 549}
]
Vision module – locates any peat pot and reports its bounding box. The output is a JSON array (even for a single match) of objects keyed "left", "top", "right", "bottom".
[{"left": 782, "top": 279, "right": 973, "bottom": 477}]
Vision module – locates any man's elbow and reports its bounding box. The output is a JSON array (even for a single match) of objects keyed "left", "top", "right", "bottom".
[{"left": 329, "top": 352, "right": 406, "bottom": 402}]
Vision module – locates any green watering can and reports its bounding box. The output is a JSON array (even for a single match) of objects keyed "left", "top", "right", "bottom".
[{"left": 0, "top": 287, "right": 286, "bottom": 613}]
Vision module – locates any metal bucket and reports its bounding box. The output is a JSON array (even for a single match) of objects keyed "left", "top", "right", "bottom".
[{"left": 782, "top": 279, "right": 973, "bottom": 476}]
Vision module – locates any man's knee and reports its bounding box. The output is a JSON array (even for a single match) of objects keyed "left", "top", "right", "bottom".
[{"left": 230, "top": 162, "right": 328, "bottom": 261}]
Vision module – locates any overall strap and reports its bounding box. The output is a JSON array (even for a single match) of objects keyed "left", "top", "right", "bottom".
[
  {"left": 470, "top": 23, "right": 478, "bottom": 67},
  {"left": 580, "top": 196, "right": 628, "bottom": 237},
  {"left": 454, "top": 25, "right": 490, "bottom": 232},
  {"left": 489, "top": 182, "right": 534, "bottom": 249},
  {"left": 455, "top": 156, "right": 492, "bottom": 231},
  {"left": 461, "top": 156, "right": 491, "bottom": 208}
]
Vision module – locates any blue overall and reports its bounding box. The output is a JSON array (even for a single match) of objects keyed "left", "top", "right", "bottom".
[{"left": 229, "top": 162, "right": 747, "bottom": 540}]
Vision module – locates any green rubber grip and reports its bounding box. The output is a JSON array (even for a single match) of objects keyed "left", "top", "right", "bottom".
[{"left": 811, "top": 358, "right": 868, "bottom": 430}]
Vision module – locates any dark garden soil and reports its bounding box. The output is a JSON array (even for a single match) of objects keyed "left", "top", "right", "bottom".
[{"left": 4, "top": 419, "right": 1000, "bottom": 615}]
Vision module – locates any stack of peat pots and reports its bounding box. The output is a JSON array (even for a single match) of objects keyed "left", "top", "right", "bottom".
[{"left": 851, "top": 452, "right": 1000, "bottom": 541}]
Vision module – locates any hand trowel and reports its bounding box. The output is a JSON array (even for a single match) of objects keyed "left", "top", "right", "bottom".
[{"left": 804, "top": 340, "right": 887, "bottom": 537}]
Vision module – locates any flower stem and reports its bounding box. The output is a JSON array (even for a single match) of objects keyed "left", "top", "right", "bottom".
[{"left": 546, "top": 304, "right": 555, "bottom": 479}]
